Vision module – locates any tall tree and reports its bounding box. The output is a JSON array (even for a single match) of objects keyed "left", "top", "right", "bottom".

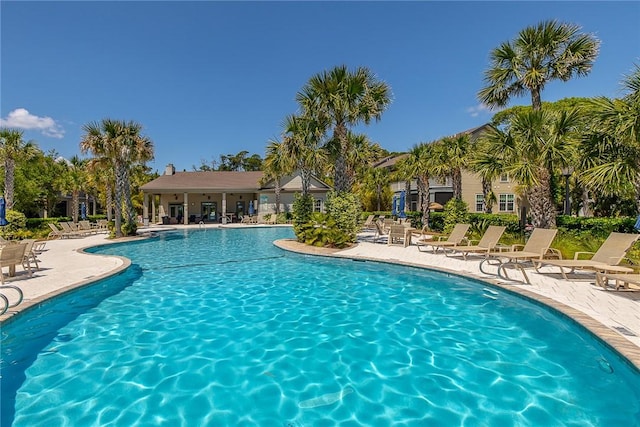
[
  {"left": 507, "top": 108, "right": 581, "bottom": 227},
  {"left": 0, "top": 128, "right": 38, "bottom": 210},
  {"left": 399, "top": 143, "right": 434, "bottom": 226},
  {"left": 580, "top": 64, "right": 640, "bottom": 213},
  {"left": 80, "top": 119, "right": 154, "bottom": 237},
  {"left": 280, "top": 114, "right": 328, "bottom": 197},
  {"left": 478, "top": 20, "right": 599, "bottom": 111},
  {"left": 431, "top": 134, "right": 470, "bottom": 200},
  {"left": 263, "top": 140, "right": 293, "bottom": 215},
  {"left": 296, "top": 65, "right": 391, "bottom": 192},
  {"left": 57, "top": 155, "right": 87, "bottom": 223},
  {"left": 469, "top": 126, "right": 515, "bottom": 213}
]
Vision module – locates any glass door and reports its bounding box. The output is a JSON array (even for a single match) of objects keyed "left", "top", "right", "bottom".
[{"left": 201, "top": 202, "right": 217, "bottom": 222}]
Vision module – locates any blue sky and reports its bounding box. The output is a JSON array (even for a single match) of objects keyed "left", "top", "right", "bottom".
[{"left": 2, "top": 1, "right": 639, "bottom": 173}]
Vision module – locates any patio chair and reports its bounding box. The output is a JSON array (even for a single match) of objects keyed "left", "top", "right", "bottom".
[
  {"left": 20, "top": 239, "right": 40, "bottom": 270},
  {"left": 373, "top": 220, "right": 387, "bottom": 243},
  {"left": 79, "top": 220, "right": 98, "bottom": 234},
  {"left": 387, "top": 224, "right": 409, "bottom": 247},
  {"left": 48, "top": 222, "right": 69, "bottom": 239},
  {"left": 595, "top": 272, "right": 640, "bottom": 291},
  {"left": 535, "top": 232, "right": 639, "bottom": 280},
  {"left": 444, "top": 225, "right": 507, "bottom": 260},
  {"left": 0, "top": 242, "right": 29, "bottom": 284},
  {"left": 479, "top": 228, "right": 559, "bottom": 284},
  {"left": 362, "top": 214, "right": 376, "bottom": 230},
  {"left": 60, "top": 222, "right": 90, "bottom": 237},
  {"left": 416, "top": 223, "right": 470, "bottom": 253}
]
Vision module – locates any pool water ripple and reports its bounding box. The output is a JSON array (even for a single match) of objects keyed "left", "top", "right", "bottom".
[{"left": 2, "top": 228, "right": 640, "bottom": 426}]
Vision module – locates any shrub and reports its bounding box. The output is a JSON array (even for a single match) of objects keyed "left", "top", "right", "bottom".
[
  {"left": 0, "top": 210, "right": 28, "bottom": 240},
  {"left": 295, "top": 212, "right": 351, "bottom": 248},
  {"left": 292, "top": 193, "right": 314, "bottom": 241},
  {"left": 325, "top": 191, "right": 361, "bottom": 243},
  {"left": 443, "top": 199, "right": 469, "bottom": 233}
]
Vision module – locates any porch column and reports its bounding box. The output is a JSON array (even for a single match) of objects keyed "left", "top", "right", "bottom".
[
  {"left": 222, "top": 193, "right": 227, "bottom": 224},
  {"left": 151, "top": 195, "right": 156, "bottom": 224},
  {"left": 143, "top": 193, "right": 149, "bottom": 225},
  {"left": 183, "top": 192, "right": 189, "bottom": 225}
]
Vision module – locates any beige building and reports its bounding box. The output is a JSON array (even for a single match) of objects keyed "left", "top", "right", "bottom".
[{"left": 140, "top": 164, "right": 331, "bottom": 225}]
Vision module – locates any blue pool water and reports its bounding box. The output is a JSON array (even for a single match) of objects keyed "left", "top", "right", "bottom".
[{"left": 2, "top": 227, "right": 640, "bottom": 426}]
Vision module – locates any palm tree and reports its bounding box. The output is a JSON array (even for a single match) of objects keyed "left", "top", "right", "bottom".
[
  {"left": 280, "top": 114, "right": 328, "bottom": 197},
  {"left": 0, "top": 128, "right": 38, "bottom": 210},
  {"left": 80, "top": 119, "right": 154, "bottom": 237},
  {"left": 580, "top": 64, "right": 640, "bottom": 212},
  {"left": 364, "top": 166, "right": 389, "bottom": 211},
  {"left": 263, "top": 139, "right": 294, "bottom": 215},
  {"left": 431, "top": 134, "right": 470, "bottom": 200},
  {"left": 478, "top": 20, "right": 600, "bottom": 111},
  {"left": 296, "top": 65, "right": 391, "bottom": 192},
  {"left": 469, "top": 126, "right": 515, "bottom": 213},
  {"left": 507, "top": 108, "right": 581, "bottom": 228},
  {"left": 400, "top": 143, "right": 434, "bottom": 226},
  {"left": 57, "top": 156, "right": 87, "bottom": 223}
]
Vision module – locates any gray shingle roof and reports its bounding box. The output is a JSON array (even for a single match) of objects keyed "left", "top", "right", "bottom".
[{"left": 141, "top": 171, "right": 265, "bottom": 193}]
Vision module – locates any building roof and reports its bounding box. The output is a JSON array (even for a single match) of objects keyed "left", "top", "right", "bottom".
[{"left": 141, "top": 171, "right": 265, "bottom": 193}]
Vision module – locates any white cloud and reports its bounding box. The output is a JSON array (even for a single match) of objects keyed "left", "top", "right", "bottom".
[
  {"left": 0, "top": 108, "right": 65, "bottom": 138},
  {"left": 466, "top": 103, "right": 492, "bottom": 118}
]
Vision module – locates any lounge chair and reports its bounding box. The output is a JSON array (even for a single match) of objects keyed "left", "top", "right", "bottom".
[
  {"left": 596, "top": 272, "right": 640, "bottom": 291},
  {"left": 47, "top": 223, "right": 68, "bottom": 239},
  {"left": 479, "top": 228, "right": 559, "bottom": 284},
  {"left": 79, "top": 220, "right": 98, "bottom": 234},
  {"left": 444, "top": 225, "right": 507, "bottom": 260},
  {"left": 21, "top": 239, "right": 40, "bottom": 270},
  {"left": 0, "top": 242, "right": 30, "bottom": 284},
  {"left": 535, "top": 232, "right": 639, "bottom": 280},
  {"left": 416, "top": 223, "right": 470, "bottom": 253},
  {"left": 387, "top": 224, "right": 409, "bottom": 247},
  {"left": 60, "top": 222, "right": 90, "bottom": 237},
  {"left": 373, "top": 220, "right": 387, "bottom": 243},
  {"left": 362, "top": 214, "right": 376, "bottom": 230}
]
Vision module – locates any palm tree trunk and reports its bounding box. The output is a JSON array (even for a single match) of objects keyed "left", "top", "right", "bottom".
[
  {"left": 113, "top": 163, "right": 125, "bottom": 238},
  {"left": 482, "top": 178, "right": 493, "bottom": 214},
  {"left": 4, "top": 158, "right": 15, "bottom": 210},
  {"left": 405, "top": 180, "right": 411, "bottom": 211},
  {"left": 452, "top": 169, "right": 462, "bottom": 200},
  {"left": 528, "top": 170, "right": 556, "bottom": 228},
  {"left": 417, "top": 175, "right": 430, "bottom": 227},
  {"left": 72, "top": 191, "right": 79, "bottom": 223},
  {"left": 333, "top": 123, "right": 349, "bottom": 193},
  {"left": 301, "top": 169, "right": 311, "bottom": 197},
  {"left": 122, "top": 167, "right": 135, "bottom": 225},
  {"left": 275, "top": 178, "right": 281, "bottom": 215}
]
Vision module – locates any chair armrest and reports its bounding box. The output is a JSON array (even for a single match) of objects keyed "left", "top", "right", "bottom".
[
  {"left": 573, "top": 251, "right": 595, "bottom": 260},
  {"left": 545, "top": 248, "right": 563, "bottom": 260},
  {"left": 511, "top": 244, "right": 525, "bottom": 251},
  {"left": 467, "top": 239, "right": 479, "bottom": 246}
]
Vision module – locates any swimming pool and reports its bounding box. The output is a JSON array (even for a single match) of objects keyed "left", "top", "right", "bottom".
[{"left": 2, "top": 227, "right": 640, "bottom": 426}]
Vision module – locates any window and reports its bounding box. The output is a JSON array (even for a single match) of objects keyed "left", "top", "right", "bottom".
[
  {"left": 314, "top": 199, "right": 323, "bottom": 212},
  {"left": 499, "top": 194, "right": 515, "bottom": 212},
  {"left": 475, "top": 194, "right": 484, "bottom": 212},
  {"left": 500, "top": 173, "right": 509, "bottom": 183}
]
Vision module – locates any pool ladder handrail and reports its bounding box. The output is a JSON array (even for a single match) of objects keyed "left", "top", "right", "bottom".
[{"left": 0, "top": 284, "right": 24, "bottom": 315}]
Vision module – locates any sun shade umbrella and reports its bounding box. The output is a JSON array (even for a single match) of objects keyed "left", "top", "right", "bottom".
[
  {"left": 248, "top": 201, "right": 255, "bottom": 216},
  {"left": 0, "top": 197, "right": 8, "bottom": 226},
  {"left": 391, "top": 195, "right": 397, "bottom": 217},
  {"left": 81, "top": 202, "right": 87, "bottom": 220},
  {"left": 635, "top": 214, "right": 640, "bottom": 231},
  {"left": 398, "top": 190, "right": 406, "bottom": 219}
]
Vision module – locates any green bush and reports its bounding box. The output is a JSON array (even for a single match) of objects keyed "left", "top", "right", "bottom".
[
  {"left": 0, "top": 210, "right": 28, "bottom": 240},
  {"left": 325, "top": 191, "right": 361, "bottom": 243},
  {"left": 295, "top": 212, "right": 351, "bottom": 248},
  {"left": 443, "top": 199, "right": 469, "bottom": 233},
  {"left": 292, "top": 193, "right": 314, "bottom": 241}
]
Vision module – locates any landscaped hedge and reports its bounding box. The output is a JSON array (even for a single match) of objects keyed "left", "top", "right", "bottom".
[{"left": 556, "top": 215, "right": 638, "bottom": 236}]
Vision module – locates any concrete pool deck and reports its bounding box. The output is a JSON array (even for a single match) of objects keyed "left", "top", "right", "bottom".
[{"left": 2, "top": 225, "right": 640, "bottom": 370}]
